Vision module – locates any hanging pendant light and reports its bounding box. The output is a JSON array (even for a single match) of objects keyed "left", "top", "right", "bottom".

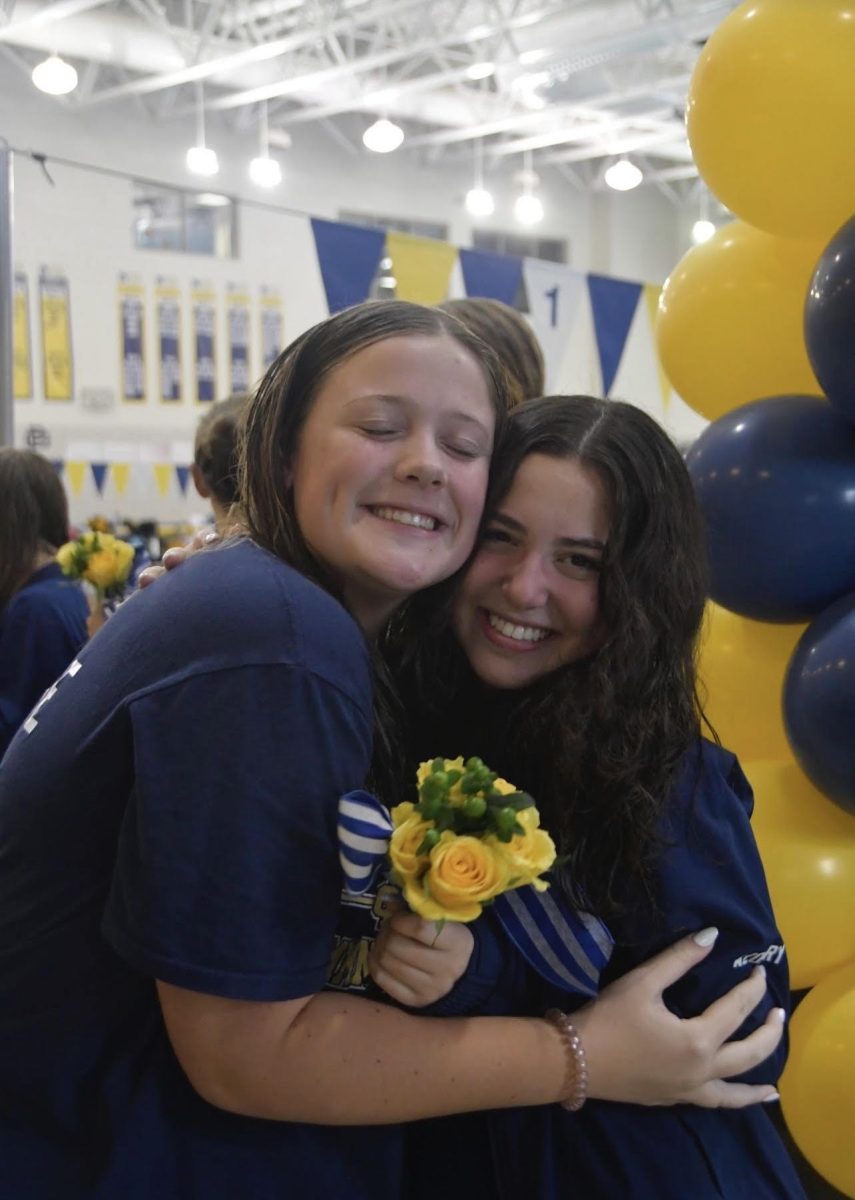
[
  {"left": 32, "top": 53, "right": 78, "bottom": 96},
  {"left": 249, "top": 100, "right": 282, "bottom": 187},
  {"left": 465, "top": 139, "right": 495, "bottom": 217},
  {"left": 186, "top": 82, "right": 219, "bottom": 177},
  {"left": 513, "top": 150, "right": 544, "bottom": 226},
  {"left": 363, "top": 117, "right": 404, "bottom": 154},
  {"left": 604, "top": 157, "right": 643, "bottom": 191}
]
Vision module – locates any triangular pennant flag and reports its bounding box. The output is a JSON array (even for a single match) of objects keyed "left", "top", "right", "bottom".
[
  {"left": 90, "top": 463, "right": 108, "bottom": 495},
  {"left": 458, "top": 248, "right": 523, "bottom": 307},
  {"left": 385, "top": 232, "right": 458, "bottom": 305},
  {"left": 50, "top": 459, "right": 64, "bottom": 477},
  {"left": 175, "top": 464, "right": 191, "bottom": 496},
  {"left": 310, "top": 218, "right": 385, "bottom": 314},
  {"left": 153, "top": 464, "right": 173, "bottom": 497},
  {"left": 66, "top": 461, "right": 87, "bottom": 496},
  {"left": 586, "top": 275, "right": 643, "bottom": 396},
  {"left": 111, "top": 463, "right": 130, "bottom": 496},
  {"left": 522, "top": 259, "right": 586, "bottom": 392},
  {"left": 643, "top": 283, "right": 671, "bottom": 411}
]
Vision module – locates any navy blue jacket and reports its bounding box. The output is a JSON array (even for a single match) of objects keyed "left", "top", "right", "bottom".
[{"left": 408, "top": 740, "right": 806, "bottom": 1200}]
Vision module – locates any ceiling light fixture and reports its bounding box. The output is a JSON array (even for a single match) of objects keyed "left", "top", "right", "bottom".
[
  {"left": 691, "top": 218, "right": 715, "bottom": 244},
  {"left": 186, "top": 82, "right": 219, "bottom": 177},
  {"left": 513, "top": 151, "right": 544, "bottom": 226},
  {"left": 466, "top": 61, "right": 495, "bottom": 80},
  {"left": 465, "top": 138, "right": 495, "bottom": 218},
  {"left": 249, "top": 99, "right": 282, "bottom": 188},
  {"left": 604, "top": 158, "right": 643, "bottom": 191},
  {"left": 691, "top": 188, "right": 715, "bottom": 244},
  {"left": 31, "top": 53, "right": 78, "bottom": 96},
  {"left": 514, "top": 192, "right": 544, "bottom": 225},
  {"left": 362, "top": 116, "right": 404, "bottom": 154}
]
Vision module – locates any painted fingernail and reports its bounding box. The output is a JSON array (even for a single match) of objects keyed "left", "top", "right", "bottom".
[
  {"left": 762, "top": 1091, "right": 781, "bottom": 1103},
  {"left": 693, "top": 927, "right": 719, "bottom": 947}
]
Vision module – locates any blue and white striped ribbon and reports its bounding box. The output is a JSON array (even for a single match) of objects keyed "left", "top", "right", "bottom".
[
  {"left": 337, "top": 789, "right": 613, "bottom": 997},
  {"left": 492, "top": 887, "right": 613, "bottom": 997},
  {"left": 338, "top": 789, "right": 395, "bottom": 895}
]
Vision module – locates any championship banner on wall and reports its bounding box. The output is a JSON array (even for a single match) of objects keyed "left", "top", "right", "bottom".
[
  {"left": 227, "top": 285, "right": 251, "bottom": 393},
  {"left": 14, "top": 271, "right": 32, "bottom": 399},
  {"left": 39, "top": 267, "right": 73, "bottom": 401},
  {"left": 118, "top": 273, "right": 146, "bottom": 403},
  {"left": 155, "top": 277, "right": 182, "bottom": 403},
  {"left": 191, "top": 280, "right": 217, "bottom": 404},
  {"left": 260, "top": 286, "right": 284, "bottom": 370}
]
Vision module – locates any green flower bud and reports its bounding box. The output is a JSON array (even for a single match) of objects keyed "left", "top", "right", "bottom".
[{"left": 463, "top": 795, "right": 487, "bottom": 820}]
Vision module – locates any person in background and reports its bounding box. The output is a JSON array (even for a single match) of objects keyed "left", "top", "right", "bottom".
[
  {"left": 0, "top": 448, "right": 88, "bottom": 758},
  {"left": 191, "top": 393, "right": 251, "bottom": 534},
  {"left": 439, "top": 297, "right": 545, "bottom": 408}
]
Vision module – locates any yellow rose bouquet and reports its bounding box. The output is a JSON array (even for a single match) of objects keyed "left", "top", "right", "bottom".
[
  {"left": 388, "top": 756, "right": 556, "bottom": 924},
  {"left": 56, "top": 531, "right": 136, "bottom": 603}
]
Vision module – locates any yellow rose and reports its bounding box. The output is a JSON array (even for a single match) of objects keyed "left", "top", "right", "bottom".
[
  {"left": 389, "top": 811, "right": 432, "bottom": 884},
  {"left": 55, "top": 543, "right": 77, "bottom": 573},
  {"left": 488, "top": 806, "right": 556, "bottom": 891},
  {"left": 84, "top": 549, "right": 121, "bottom": 589},
  {"left": 404, "top": 832, "right": 510, "bottom": 923},
  {"left": 113, "top": 540, "right": 135, "bottom": 581}
]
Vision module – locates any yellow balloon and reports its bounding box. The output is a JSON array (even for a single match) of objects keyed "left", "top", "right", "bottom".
[
  {"left": 780, "top": 962, "right": 855, "bottom": 1198},
  {"left": 656, "top": 221, "right": 822, "bottom": 421},
  {"left": 687, "top": 0, "right": 855, "bottom": 240},
  {"left": 747, "top": 760, "right": 855, "bottom": 989},
  {"left": 699, "top": 604, "right": 805, "bottom": 763}
]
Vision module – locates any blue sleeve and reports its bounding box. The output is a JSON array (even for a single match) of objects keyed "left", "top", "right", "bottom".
[
  {"left": 102, "top": 662, "right": 373, "bottom": 1002},
  {"left": 616, "top": 742, "right": 790, "bottom": 1084},
  {"left": 0, "top": 592, "right": 86, "bottom": 759}
]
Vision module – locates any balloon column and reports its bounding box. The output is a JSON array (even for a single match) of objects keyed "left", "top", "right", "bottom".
[{"left": 656, "top": 3, "right": 855, "bottom": 1195}]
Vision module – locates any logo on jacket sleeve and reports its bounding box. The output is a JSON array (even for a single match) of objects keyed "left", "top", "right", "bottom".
[{"left": 733, "top": 943, "right": 786, "bottom": 968}]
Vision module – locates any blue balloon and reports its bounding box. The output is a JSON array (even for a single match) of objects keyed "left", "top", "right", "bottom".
[
  {"left": 805, "top": 214, "right": 855, "bottom": 424},
  {"left": 784, "top": 591, "right": 855, "bottom": 814},
  {"left": 686, "top": 395, "right": 855, "bottom": 622}
]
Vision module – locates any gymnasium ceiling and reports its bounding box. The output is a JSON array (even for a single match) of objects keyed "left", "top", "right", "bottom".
[{"left": 0, "top": 0, "right": 737, "bottom": 198}]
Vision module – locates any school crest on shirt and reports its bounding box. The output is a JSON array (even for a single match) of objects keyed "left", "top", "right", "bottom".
[{"left": 326, "top": 877, "right": 399, "bottom": 992}]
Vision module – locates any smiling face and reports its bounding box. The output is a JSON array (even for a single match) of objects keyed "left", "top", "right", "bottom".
[
  {"left": 452, "top": 452, "right": 610, "bottom": 690},
  {"left": 290, "top": 333, "right": 495, "bottom": 634}
]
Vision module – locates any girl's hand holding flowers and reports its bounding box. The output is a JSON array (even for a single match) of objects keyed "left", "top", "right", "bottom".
[{"left": 368, "top": 911, "right": 475, "bottom": 1008}]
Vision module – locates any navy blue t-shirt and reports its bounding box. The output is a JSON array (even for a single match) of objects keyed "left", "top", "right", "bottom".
[
  {"left": 408, "top": 739, "right": 806, "bottom": 1200},
  {"left": 0, "top": 540, "right": 403, "bottom": 1199},
  {"left": 0, "top": 561, "right": 88, "bottom": 758}
]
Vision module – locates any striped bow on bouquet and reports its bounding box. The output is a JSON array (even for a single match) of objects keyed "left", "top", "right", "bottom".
[{"left": 338, "top": 756, "right": 613, "bottom": 998}]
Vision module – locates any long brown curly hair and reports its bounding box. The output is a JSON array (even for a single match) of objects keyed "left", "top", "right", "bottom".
[{"left": 388, "top": 395, "right": 709, "bottom": 917}]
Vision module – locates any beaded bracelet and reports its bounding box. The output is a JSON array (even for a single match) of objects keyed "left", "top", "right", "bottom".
[{"left": 545, "top": 1008, "right": 589, "bottom": 1112}]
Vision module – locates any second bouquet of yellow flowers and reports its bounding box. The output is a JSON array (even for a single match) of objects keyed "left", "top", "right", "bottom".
[
  {"left": 56, "top": 531, "right": 135, "bottom": 602},
  {"left": 389, "top": 756, "right": 556, "bottom": 924}
]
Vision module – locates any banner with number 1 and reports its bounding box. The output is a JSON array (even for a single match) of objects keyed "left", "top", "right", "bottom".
[{"left": 522, "top": 260, "right": 587, "bottom": 393}]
